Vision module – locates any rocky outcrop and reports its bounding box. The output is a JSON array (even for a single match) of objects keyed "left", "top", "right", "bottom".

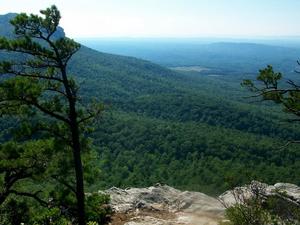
[
  {"left": 101, "top": 184, "right": 225, "bottom": 225},
  {"left": 100, "top": 182, "right": 300, "bottom": 225},
  {"left": 219, "top": 181, "right": 300, "bottom": 207}
]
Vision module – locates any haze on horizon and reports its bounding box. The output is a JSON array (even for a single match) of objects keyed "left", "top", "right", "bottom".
[{"left": 1, "top": 0, "right": 300, "bottom": 39}]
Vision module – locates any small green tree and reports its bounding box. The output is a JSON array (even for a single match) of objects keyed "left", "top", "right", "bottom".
[
  {"left": 242, "top": 65, "right": 300, "bottom": 129},
  {"left": 230, "top": 64, "right": 300, "bottom": 225},
  {"left": 0, "top": 5, "right": 102, "bottom": 224}
]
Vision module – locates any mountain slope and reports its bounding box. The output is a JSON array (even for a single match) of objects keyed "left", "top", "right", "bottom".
[
  {"left": 68, "top": 46, "right": 299, "bottom": 140},
  {"left": 69, "top": 46, "right": 183, "bottom": 100},
  {"left": 0, "top": 13, "right": 299, "bottom": 194},
  {"left": 0, "top": 13, "right": 16, "bottom": 38}
]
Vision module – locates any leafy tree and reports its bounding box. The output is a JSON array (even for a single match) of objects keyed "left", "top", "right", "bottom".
[{"left": 0, "top": 5, "right": 102, "bottom": 224}]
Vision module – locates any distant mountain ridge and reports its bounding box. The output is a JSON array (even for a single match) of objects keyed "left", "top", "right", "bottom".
[
  {"left": 0, "top": 13, "right": 17, "bottom": 38},
  {"left": 0, "top": 13, "right": 181, "bottom": 99},
  {"left": 78, "top": 38, "right": 300, "bottom": 75}
]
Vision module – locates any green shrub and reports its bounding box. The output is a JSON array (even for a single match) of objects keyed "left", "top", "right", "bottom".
[
  {"left": 86, "top": 193, "right": 112, "bottom": 224},
  {"left": 0, "top": 199, "right": 29, "bottom": 225},
  {"left": 224, "top": 201, "right": 270, "bottom": 225},
  {"left": 87, "top": 222, "right": 99, "bottom": 225},
  {"left": 222, "top": 184, "right": 300, "bottom": 225},
  {"left": 30, "top": 207, "right": 70, "bottom": 225}
]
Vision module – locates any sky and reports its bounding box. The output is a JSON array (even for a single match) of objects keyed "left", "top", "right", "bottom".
[{"left": 1, "top": 0, "right": 300, "bottom": 38}]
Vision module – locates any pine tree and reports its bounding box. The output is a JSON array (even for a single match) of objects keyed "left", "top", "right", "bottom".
[
  {"left": 242, "top": 64, "right": 300, "bottom": 145},
  {"left": 0, "top": 5, "right": 102, "bottom": 224}
]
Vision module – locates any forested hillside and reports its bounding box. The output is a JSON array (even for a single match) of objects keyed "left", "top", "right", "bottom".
[
  {"left": 1, "top": 13, "right": 299, "bottom": 195},
  {"left": 69, "top": 46, "right": 300, "bottom": 195}
]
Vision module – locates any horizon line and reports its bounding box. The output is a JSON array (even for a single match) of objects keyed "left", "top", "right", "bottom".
[{"left": 74, "top": 35, "right": 300, "bottom": 40}]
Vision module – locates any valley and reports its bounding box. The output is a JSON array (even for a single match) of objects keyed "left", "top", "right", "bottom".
[
  {"left": 0, "top": 19, "right": 299, "bottom": 194},
  {"left": 1, "top": 4, "right": 300, "bottom": 224},
  {"left": 65, "top": 40, "right": 300, "bottom": 195}
]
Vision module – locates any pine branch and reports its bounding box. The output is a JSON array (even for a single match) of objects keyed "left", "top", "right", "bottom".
[
  {"left": 1, "top": 68, "right": 63, "bottom": 82},
  {"left": 10, "top": 190, "right": 48, "bottom": 206},
  {"left": 51, "top": 176, "right": 76, "bottom": 194},
  {"left": 24, "top": 99, "right": 70, "bottom": 124}
]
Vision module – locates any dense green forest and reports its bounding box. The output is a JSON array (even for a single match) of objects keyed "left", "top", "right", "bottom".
[
  {"left": 92, "top": 112, "right": 299, "bottom": 195},
  {"left": 69, "top": 45, "right": 300, "bottom": 195},
  {"left": 1, "top": 13, "right": 300, "bottom": 198}
]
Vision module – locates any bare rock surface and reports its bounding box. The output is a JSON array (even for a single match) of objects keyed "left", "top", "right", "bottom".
[
  {"left": 219, "top": 181, "right": 300, "bottom": 207},
  {"left": 102, "top": 184, "right": 225, "bottom": 225},
  {"left": 104, "top": 182, "right": 300, "bottom": 225},
  {"left": 273, "top": 183, "right": 300, "bottom": 202}
]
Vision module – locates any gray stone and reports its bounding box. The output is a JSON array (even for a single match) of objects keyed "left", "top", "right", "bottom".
[
  {"left": 104, "top": 184, "right": 224, "bottom": 225},
  {"left": 103, "top": 182, "right": 300, "bottom": 225}
]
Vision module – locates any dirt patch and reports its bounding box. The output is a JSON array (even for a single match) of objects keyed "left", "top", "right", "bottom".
[
  {"left": 177, "top": 211, "right": 224, "bottom": 225},
  {"left": 110, "top": 210, "right": 178, "bottom": 225}
]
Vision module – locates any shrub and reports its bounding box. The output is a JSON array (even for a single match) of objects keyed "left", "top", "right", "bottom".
[
  {"left": 86, "top": 193, "right": 112, "bottom": 224},
  {"left": 221, "top": 182, "right": 300, "bottom": 225}
]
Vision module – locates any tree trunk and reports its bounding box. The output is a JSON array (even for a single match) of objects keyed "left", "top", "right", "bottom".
[
  {"left": 61, "top": 65, "right": 86, "bottom": 225},
  {"left": 70, "top": 106, "right": 85, "bottom": 225}
]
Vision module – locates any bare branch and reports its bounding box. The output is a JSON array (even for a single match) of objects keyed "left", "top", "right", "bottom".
[
  {"left": 44, "top": 87, "right": 68, "bottom": 98},
  {"left": 279, "top": 140, "right": 300, "bottom": 150},
  {"left": 287, "top": 79, "right": 300, "bottom": 89}
]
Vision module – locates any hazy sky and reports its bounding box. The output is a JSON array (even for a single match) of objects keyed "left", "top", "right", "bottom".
[{"left": 1, "top": 0, "right": 300, "bottom": 38}]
